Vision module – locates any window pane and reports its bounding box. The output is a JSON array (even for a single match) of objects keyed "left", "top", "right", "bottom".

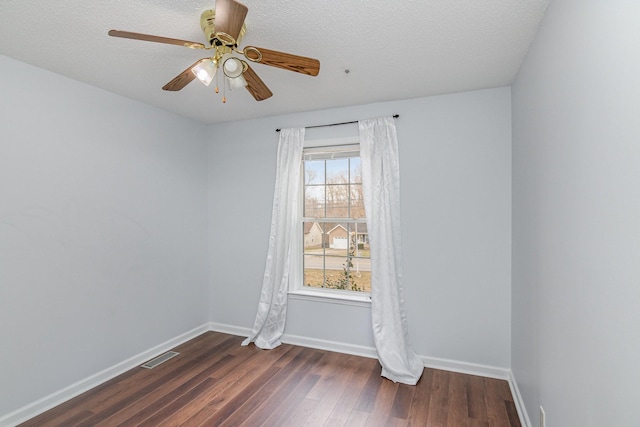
[
  {"left": 326, "top": 184, "right": 350, "bottom": 218},
  {"left": 326, "top": 158, "right": 349, "bottom": 182},
  {"left": 350, "top": 184, "right": 365, "bottom": 218},
  {"left": 304, "top": 160, "right": 325, "bottom": 185},
  {"left": 348, "top": 223, "right": 370, "bottom": 292},
  {"left": 325, "top": 224, "right": 349, "bottom": 254},
  {"left": 324, "top": 255, "right": 350, "bottom": 289},
  {"left": 322, "top": 255, "right": 369, "bottom": 292},
  {"left": 304, "top": 254, "right": 324, "bottom": 288},
  {"left": 350, "top": 157, "right": 362, "bottom": 184},
  {"left": 351, "top": 229, "right": 369, "bottom": 254},
  {"left": 349, "top": 268, "right": 370, "bottom": 292},
  {"left": 303, "top": 221, "right": 324, "bottom": 251},
  {"left": 304, "top": 185, "right": 325, "bottom": 218}
]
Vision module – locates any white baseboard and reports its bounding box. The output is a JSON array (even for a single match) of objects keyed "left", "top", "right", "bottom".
[
  {"left": 419, "top": 354, "right": 511, "bottom": 381},
  {"left": 0, "top": 324, "right": 209, "bottom": 427},
  {"left": 206, "top": 322, "right": 251, "bottom": 338},
  {"left": 508, "top": 370, "right": 532, "bottom": 427},
  {"left": 208, "top": 322, "right": 379, "bottom": 360}
]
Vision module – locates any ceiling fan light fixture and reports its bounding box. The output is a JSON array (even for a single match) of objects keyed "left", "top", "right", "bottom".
[
  {"left": 108, "top": 0, "right": 318, "bottom": 103},
  {"left": 191, "top": 59, "right": 217, "bottom": 86}
]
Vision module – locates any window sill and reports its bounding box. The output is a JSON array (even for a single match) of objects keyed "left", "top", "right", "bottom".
[{"left": 288, "top": 289, "right": 371, "bottom": 307}]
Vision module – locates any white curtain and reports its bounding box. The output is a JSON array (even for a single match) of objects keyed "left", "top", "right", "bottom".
[
  {"left": 242, "top": 127, "right": 305, "bottom": 349},
  {"left": 359, "top": 117, "right": 423, "bottom": 385}
]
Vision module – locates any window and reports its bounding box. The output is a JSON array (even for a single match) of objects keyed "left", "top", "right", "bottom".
[{"left": 290, "top": 140, "right": 371, "bottom": 303}]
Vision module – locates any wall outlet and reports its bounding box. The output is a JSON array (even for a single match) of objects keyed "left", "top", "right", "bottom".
[{"left": 539, "top": 406, "right": 546, "bottom": 427}]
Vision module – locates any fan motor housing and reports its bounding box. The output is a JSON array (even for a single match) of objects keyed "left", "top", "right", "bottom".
[{"left": 200, "top": 9, "right": 246, "bottom": 46}]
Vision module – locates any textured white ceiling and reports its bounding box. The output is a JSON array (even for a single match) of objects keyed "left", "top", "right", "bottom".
[{"left": 0, "top": 0, "right": 549, "bottom": 124}]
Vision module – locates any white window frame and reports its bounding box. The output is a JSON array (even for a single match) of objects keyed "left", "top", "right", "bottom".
[{"left": 288, "top": 137, "right": 371, "bottom": 306}]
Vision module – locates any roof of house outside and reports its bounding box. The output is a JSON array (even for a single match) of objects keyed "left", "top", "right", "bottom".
[{"left": 305, "top": 222, "right": 368, "bottom": 235}]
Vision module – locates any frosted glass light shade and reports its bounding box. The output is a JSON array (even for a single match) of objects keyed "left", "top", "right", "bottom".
[
  {"left": 228, "top": 74, "right": 248, "bottom": 90},
  {"left": 222, "top": 55, "right": 244, "bottom": 79},
  {"left": 191, "top": 59, "right": 217, "bottom": 86}
]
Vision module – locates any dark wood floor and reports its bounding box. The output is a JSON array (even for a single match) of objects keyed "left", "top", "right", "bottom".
[{"left": 20, "top": 332, "right": 521, "bottom": 426}]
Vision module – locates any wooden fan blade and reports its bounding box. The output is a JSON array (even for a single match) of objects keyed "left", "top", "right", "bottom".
[
  {"left": 162, "top": 59, "right": 204, "bottom": 91},
  {"left": 108, "top": 30, "right": 206, "bottom": 49},
  {"left": 243, "top": 64, "right": 273, "bottom": 101},
  {"left": 244, "top": 46, "right": 320, "bottom": 76},
  {"left": 214, "top": 0, "right": 248, "bottom": 43}
]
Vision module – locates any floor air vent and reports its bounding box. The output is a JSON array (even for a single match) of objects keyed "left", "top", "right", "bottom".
[{"left": 141, "top": 351, "right": 179, "bottom": 369}]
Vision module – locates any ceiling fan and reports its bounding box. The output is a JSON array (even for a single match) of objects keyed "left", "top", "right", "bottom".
[{"left": 108, "top": 0, "right": 320, "bottom": 103}]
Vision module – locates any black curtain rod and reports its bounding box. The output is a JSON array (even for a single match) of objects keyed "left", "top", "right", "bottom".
[{"left": 275, "top": 114, "right": 399, "bottom": 132}]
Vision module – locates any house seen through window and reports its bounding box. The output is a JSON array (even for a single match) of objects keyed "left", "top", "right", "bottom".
[{"left": 302, "top": 144, "right": 370, "bottom": 294}]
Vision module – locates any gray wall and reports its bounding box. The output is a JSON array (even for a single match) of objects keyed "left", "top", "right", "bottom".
[
  {"left": 511, "top": 1, "right": 640, "bottom": 425},
  {"left": 0, "top": 56, "right": 210, "bottom": 416},
  {"left": 208, "top": 87, "right": 512, "bottom": 368}
]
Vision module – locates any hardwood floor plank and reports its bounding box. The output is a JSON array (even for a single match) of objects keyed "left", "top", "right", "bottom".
[
  {"left": 301, "top": 355, "right": 367, "bottom": 426},
  {"left": 493, "top": 377, "right": 515, "bottom": 401},
  {"left": 152, "top": 346, "right": 269, "bottom": 426},
  {"left": 363, "top": 376, "right": 400, "bottom": 427},
  {"left": 18, "top": 332, "right": 522, "bottom": 427},
  {"left": 138, "top": 377, "right": 218, "bottom": 426},
  {"left": 484, "top": 377, "right": 516, "bottom": 427},
  {"left": 223, "top": 348, "right": 324, "bottom": 426},
  {"left": 321, "top": 357, "right": 379, "bottom": 426},
  {"left": 504, "top": 399, "right": 521, "bottom": 427},
  {"left": 193, "top": 347, "right": 320, "bottom": 426},
  {"left": 469, "top": 419, "right": 491, "bottom": 427},
  {"left": 56, "top": 409, "right": 94, "bottom": 425},
  {"left": 447, "top": 372, "right": 470, "bottom": 427},
  {"left": 387, "top": 417, "right": 409, "bottom": 426},
  {"left": 406, "top": 368, "right": 433, "bottom": 426},
  {"left": 157, "top": 345, "right": 302, "bottom": 427},
  {"left": 218, "top": 348, "right": 325, "bottom": 427},
  {"left": 391, "top": 382, "right": 416, "bottom": 420},
  {"left": 252, "top": 373, "right": 320, "bottom": 427},
  {"left": 467, "top": 374, "right": 489, "bottom": 421},
  {"left": 198, "top": 365, "right": 282, "bottom": 426},
  {"left": 345, "top": 409, "right": 371, "bottom": 427},
  {"left": 426, "top": 369, "right": 451, "bottom": 426},
  {"left": 305, "top": 351, "right": 351, "bottom": 401},
  {"left": 353, "top": 363, "right": 384, "bottom": 412},
  {"left": 279, "top": 398, "right": 319, "bottom": 426},
  {"left": 309, "top": 350, "right": 343, "bottom": 376}
]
